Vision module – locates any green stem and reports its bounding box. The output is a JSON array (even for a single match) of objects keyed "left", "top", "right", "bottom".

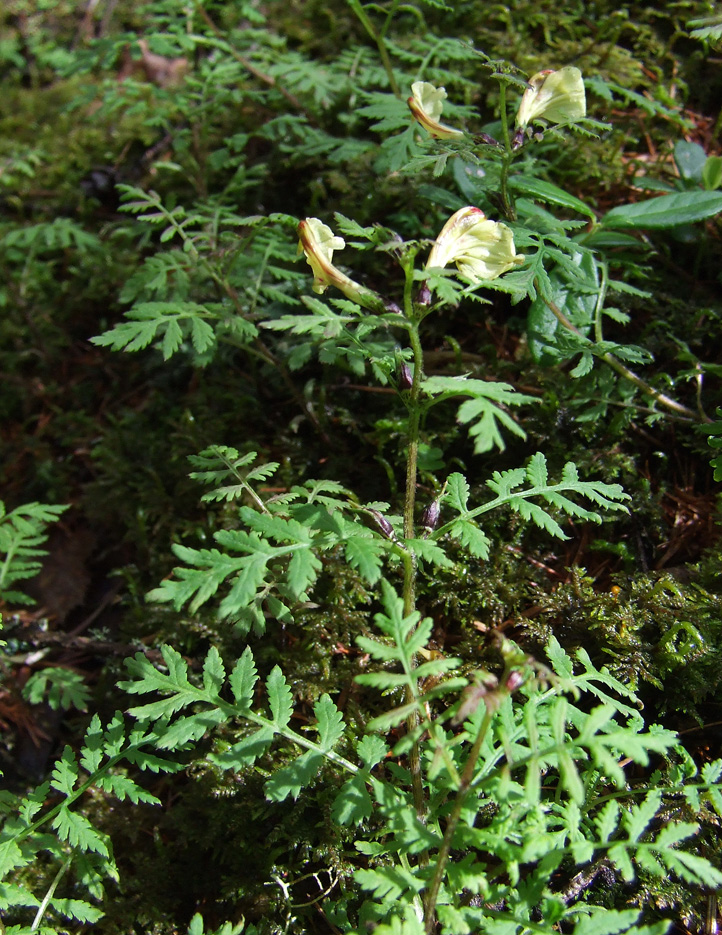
[
  {"left": 497, "top": 83, "right": 516, "bottom": 222},
  {"left": 423, "top": 705, "right": 495, "bottom": 933},
  {"left": 403, "top": 326, "right": 424, "bottom": 549},
  {"left": 347, "top": 0, "right": 401, "bottom": 97},
  {"left": 405, "top": 330, "right": 427, "bottom": 826},
  {"left": 11, "top": 738, "right": 157, "bottom": 849},
  {"left": 593, "top": 262, "right": 609, "bottom": 345},
  {"left": 32, "top": 855, "right": 72, "bottom": 932},
  {"left": 380, "top": 0, "right": 401, "bottom": 39},
  {"left": 401, "top": 285, "right": 427, "bottom": 830}
]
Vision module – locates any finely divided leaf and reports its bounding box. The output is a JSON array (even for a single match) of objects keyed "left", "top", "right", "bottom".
[
  {"left": 449, "top": 518, "right": 491, "bottom": 559},
  {"left": 96, "top": 773, "right": 160, "bottom": 805},
  {"left": 51, "top": 747, "right": 79, "bottom": 797},
  {"left": 154, "top": 709, "right": 227, "bottom": 750},
  {"left": 357, "top": 734, "right": 388, "bottom": 769},
  {"left": 202, "top": 646, "right": 225, "bottom": 696},
  {"left": 622, "top": 791, "right": 663, "bottom": 842},
  {"left": 209, "top": 725, "right": 275, "bottom": 770},
  {"left": 572, "top": 909, "right": 644, "bottom": 935},
  {"left": 264, "top": 750, "right": 324, "bottom": 802},
  {"left": 229, "top": 647, "right": 258, "bottom": 710},
  {"left": 525, "top": 452, "right": 549, "bottom": 487},
  {"left": 344, "top": 536, "right": 385, "bottom": 584},
  {"left": 332, "top": 775, "right": 374, "bottom": 824},
  {"left": 52, "top": 810, "right": 109, "bottom": 857},
  {"left": 267, "top": 667, "right": 293, "bottom": 729},
  {"left": 445, "top": 473, "right": 470, "bottom": 513},
  {"left": 314, "top": 695, "right": 345, "bottom": 752}
]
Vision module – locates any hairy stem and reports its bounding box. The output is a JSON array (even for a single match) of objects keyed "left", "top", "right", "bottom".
[
  {"left": 497, "top": 82, "right": 516, "bottom": 222},
  {"left": 423, "top": 705, "right": 495, "bottom": 933},
  {"left": 402, "top": 296, "right": 427, "bottom": 830}
]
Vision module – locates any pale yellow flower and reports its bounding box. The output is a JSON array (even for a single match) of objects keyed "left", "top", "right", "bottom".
[
  {"left": 298, "top": 219, "right": 383, "bottom": 311},
  {"left": 408, "top": 81, "right": 464, "bottom": 140},
  {"left": 426, "top": 207, "right": 525, "bottom": 283},
  {"left": 515, "top": 67, "right": 586, "bottom": 128}
]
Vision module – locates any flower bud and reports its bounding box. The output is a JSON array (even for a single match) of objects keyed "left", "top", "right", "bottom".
[
  {"left": 298, "top": 219, "right": 385, "bottom": 312},
  {"left": 515, "top": 67, "right": 586, "bottom": 129},
  {"left": 426, "top": 206, "right": 525, "bottom": 283},
  {"left": 368, "top": 510, "right": 395, "bottom": 540},
  {"left": 505, "top": 670, "right": 525, "bottom": 693},
  {"left": 453, "top": 672, "right": 500, "bottom": 723},
  {"left": 475, "top": 132, "right": 501, "bottom": 147},
  {"left": 408, "top": 81, "right": 464, "bottom": 140},
  {"left": 416, "top": 282, "right": 432, "bottom": 307},
  {"left": 421, "top": 499, "right": 440, "bottom": 531},
  {"left": 398, "top": 362, "right": 413, "bottom": 391}
]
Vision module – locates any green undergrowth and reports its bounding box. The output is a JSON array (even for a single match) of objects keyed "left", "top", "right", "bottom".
[{"left": 2, "top": 0, "right": 722, "bottom": 933}]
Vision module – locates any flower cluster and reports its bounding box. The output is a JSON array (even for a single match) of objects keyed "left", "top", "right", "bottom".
[
  {"left": 299, "top": 65, "right": 586, "bottom": 301},
  {"left": 408, "top": 66, "right": 586, "bottom": 139},
  {"left": 298, "top": 207, "right": 524, "bottom": 306}
]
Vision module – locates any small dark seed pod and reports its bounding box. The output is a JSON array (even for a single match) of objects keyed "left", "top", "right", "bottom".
[
  {"left": 512, "top": 127, "right": 526, "bottom": 150},
  {"left": 416, "top": 282, "right": 432, "bottom": 307},
  {"left": 476, "top": 132, "right": 500, "bottom": 147},
  {"left": 421, "top": 499, "right": 440, "bottom": 531},
  {"left": 369, "top": 510, "right": 395, "bottom": 539},
  {"left": 398, "top": 362, "right": 413, "bottom": 391},
  {"left": 385, "top": 301, "right": 403, "bottom": 315}
]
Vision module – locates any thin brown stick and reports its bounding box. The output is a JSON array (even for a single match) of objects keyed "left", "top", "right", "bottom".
[
  {"left": 541, "top": 291, "right": 706, "bottom": 422},
  {"left": 193, "top": 3, "right": 310, "bottom": 117}
]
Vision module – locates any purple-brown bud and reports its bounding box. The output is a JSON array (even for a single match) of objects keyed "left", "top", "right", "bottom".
[
  {"left": 369, "top": 510, "right": 395, "bottom": 540},
  {"left": 416, "top": 282, "right": 432, "bottom": 307},
  {"left": 421, "top": 500, "right": 440, "bottom": 531},
  {"left": 398, "top": 363, "right": 413, "bottom": 391}
]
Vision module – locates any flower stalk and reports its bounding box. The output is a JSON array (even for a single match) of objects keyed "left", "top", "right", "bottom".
[{"left": 498, "top": 81, "right": 516, "bottom": 221}]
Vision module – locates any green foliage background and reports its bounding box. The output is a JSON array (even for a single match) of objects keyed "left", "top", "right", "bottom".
[{"left": 2, "top": 0, "right": 722, "bottom": 932}]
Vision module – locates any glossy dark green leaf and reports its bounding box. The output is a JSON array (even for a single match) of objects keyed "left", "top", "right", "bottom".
[
  {"left": 602, "top": 191, "right": 722, "bottom": 229},
  {"left": 509, "top": 176, "right": 596, "bottom": 219}
]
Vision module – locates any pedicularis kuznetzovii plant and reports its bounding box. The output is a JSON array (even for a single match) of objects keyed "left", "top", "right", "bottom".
[
  {"left": 122, "top": 61, "right": 722, "bottom": 934},
  {"left": 6, "top": 41, "right": 722, "bottom": 935}
]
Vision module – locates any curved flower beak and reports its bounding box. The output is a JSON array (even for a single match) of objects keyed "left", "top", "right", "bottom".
[
  {"left": 298, "top": 218, "right": 384, "bottom": 312},
  {"left": 408, "top": 81, "right": 464, "bottom": 140},
  {"left": 515, "top": 66, "right": 586, "bottom": 128},
  {"left": 426, "top": 207, "right": 525, "bottom": 283}
]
